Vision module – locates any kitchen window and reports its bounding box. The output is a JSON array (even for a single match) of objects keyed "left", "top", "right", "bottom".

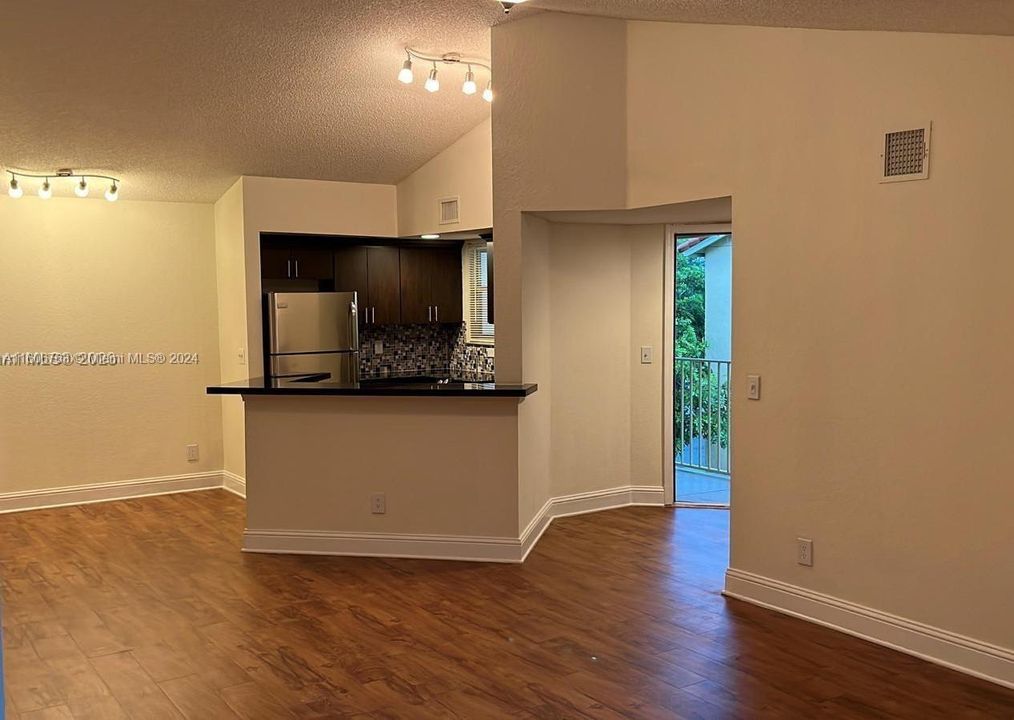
[{"left": 464, "top": 241, "right": 494, "bottom": 345}]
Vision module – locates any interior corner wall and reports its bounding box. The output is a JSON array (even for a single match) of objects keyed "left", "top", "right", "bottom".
[
  {"left": 396, "top": 117, "right": 493, "bottom": 237},
  {"left": 214, "top": 178, "right": 247, "bottom": 478},
  {"left": 0, "top": 196, "right": 223, "bottom": 495},
  {"left": 625, "top": 21, "right": 1014, "bottom": 649},
  {"left": 517, "top": 214, "right": 552, "bottom": 533},
  {"left": 628, "top": 224, "right": 667, "bottom": 487},
  {"left": 492, "top": 12, "right": 628, "bottom": 383}
]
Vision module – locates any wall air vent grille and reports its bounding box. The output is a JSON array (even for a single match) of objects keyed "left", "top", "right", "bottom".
[
  {"left": 439, "top": 197, "right": 460, "bottom": 225},
  {"left": 881, "top": 124, "right": 931, "bottom": 183}
]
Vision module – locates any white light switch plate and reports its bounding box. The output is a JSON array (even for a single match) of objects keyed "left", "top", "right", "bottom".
[
  {"left": 747, "top": 374, "right": 761, "bottom": 400},
  {"left": 640, "top": 346, "right": 653, "bottom": 364}
]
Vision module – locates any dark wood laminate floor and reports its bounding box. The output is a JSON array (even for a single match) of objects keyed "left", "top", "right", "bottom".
[{"left": 1, "top": 492, "right": 1012, "bottom": 719}]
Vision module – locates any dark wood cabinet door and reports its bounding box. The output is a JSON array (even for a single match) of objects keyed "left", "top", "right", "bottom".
[
  {"left": 366, "top": 246, "right": 402, "bottom": 325},
  {"left": 399, "top": 248, "right": 432, "bottom": 324},
  {"left": 261, "top": 247, "right": 291, "bottom": 280},
  {"left": 429, "top": 247, "right": 463, "bottom": 324},
  {"left": 333, "top": 246, "right": 369, "bottom": 326},
  {"left": 291, "top": 248, "right": 334, "bottom": 282}
]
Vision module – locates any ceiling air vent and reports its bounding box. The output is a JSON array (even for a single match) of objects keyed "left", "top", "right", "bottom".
[
  {"left": 880, "top": 123, "right": 931, "bottom": 183},
  {"left": 439, "top": 196, "right": 460, "bottom": 225}
]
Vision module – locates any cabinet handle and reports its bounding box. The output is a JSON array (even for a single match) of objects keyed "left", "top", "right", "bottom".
[
  {"left": 435, "top": 305, "right": 439, "bottom": 322},
  {"left": 428, "top": 306, "right": 432, "bottom": 322},
  {"left": 371, "top": 307, "right": 376, "bottom": 324},
  {"left": 294, "top": 259, "right": 299, "bottom": 278},
  {"left": 286, "top": 259, "right": 292, "bottom": 278}
]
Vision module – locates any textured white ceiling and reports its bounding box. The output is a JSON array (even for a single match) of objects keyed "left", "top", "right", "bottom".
[
  {"left": 0, "top": 1, "right": 505, "bottom": 203},
  {"left": 3, "top": 1, "right": 1011, "bottom": 203},
  {"left": 539, "top": 0, "right": 1014, "bottom": 35}
]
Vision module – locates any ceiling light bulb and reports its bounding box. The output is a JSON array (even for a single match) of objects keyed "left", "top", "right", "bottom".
[
  {"left": 8, "top": 177, "right": 23, "bottom": 198},
  {"left": 398, "top": 58, "right": 414, "bottom": 84},
  {"left": 425, "top": 65, "right": 439, "bottom": 93},
  {"left": 38, "top": 179, "right": 52, "bottom": 199},
  {"left": 462, "top": 67, "right": 477, "bottom": 95},
  {"left": 74, "top": 177, "right": 89, "bottom": 197},
  {"left": 499, "top": 0, "right": 527, "bottom": 13},
  {"left": 105, "top": 182, "right": 119, "bottom": 202},
  {"left": 482, "top": 82, "right": 494, "bottom": 103}
]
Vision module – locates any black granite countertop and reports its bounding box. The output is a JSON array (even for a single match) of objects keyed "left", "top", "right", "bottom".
[{"left": 207, "top": 375, "right": 537, "bottom": 398}]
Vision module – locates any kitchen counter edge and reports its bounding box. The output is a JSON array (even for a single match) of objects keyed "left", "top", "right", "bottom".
[{"left": 207, "top": 379, "right": 538, "bottom": 398}]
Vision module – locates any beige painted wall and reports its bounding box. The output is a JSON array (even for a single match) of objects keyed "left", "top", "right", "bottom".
[
  {"left": 0, "top": 196, "right": 222, "bottom": 494},
  {"left": 397, "top": 118, "right": 493, "bottom": 237},
  {"left": 492, "top": 12, "right": 628, "bottom": 383},
  {"left": 239, "top": 177, "right": 398, "bottom": 379},
  {"left": 495, "top": 11, "right": 1014, "bottom": 652},
  {"left": 628, "top": 20, "right": 1014, "bottom": 650},
  {"left": 244, "top": 396, "right": 520, "bottom": 537},
  {"left": 213, "top": 179, "right": 247, "bottom": 478},
  {"left": 515, "top": 219, "right": 666, "bottom": 532}
]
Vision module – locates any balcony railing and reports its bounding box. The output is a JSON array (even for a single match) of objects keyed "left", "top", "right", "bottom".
[{"left": 675, "top": 358, "right": 731, "bottom": 475}]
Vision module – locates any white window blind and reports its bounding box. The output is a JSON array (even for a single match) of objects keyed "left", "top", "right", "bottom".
[{"left": 464, "top": 242, "right": 494, "bottom": 345}]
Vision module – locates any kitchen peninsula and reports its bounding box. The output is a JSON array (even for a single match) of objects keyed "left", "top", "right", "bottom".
[{"left": 207, "top": 377, "right": 538, "bottom": 562}]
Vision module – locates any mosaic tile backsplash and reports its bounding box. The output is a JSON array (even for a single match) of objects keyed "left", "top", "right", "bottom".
[{"left": 360, "top": 324, "right": 494, "bottom": 380}]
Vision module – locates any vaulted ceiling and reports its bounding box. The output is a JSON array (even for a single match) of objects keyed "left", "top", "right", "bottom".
[{"left": 3, "top": 1, "right": 1011, "bottom": 203}]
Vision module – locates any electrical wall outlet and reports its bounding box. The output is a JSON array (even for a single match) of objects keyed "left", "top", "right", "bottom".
[
  {"left": 186, "top": 444, "right": 199, "bottom": 462},
  {"left": 237, "top": 347, "right": 247, "bottom": 365},
  {"left": 747, "top": 374, "right": 761, "bottom": 400},
  {"left": 373, "top": 340, "right": 383, "bottom": 355},
  {"left": 640, "top": 346, "right": 654, "bottom": 364},
  {"left": 370, "top": 493, "right": 386, "bottom": 514},
  {"left": 797, "top": 537, "right": 813, "bottom": 567}
]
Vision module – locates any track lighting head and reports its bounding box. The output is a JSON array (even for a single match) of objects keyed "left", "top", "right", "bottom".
[
  {"left": 462, "top": 67, "right": 477, "bottom": 95},
  {"left": 105, "top": 182, "right": 119, "bottom": 202},
  {"left": 398, "top": 57, "right": 414, "bottom": 84},
  {"left": 425, "top": 64, "right": 440, "bottom": 92},
  {"left": 38, "top": 179, "right": 52, "bottom": 199},
  {"left": 74, "top": 177, "right": 90, "bottom": 197},
  {"left": 499, "top": 0, "right": 527, "bottom": 13},
  {"left": 8, "top": 176, "right": 23, "bottom": 198}
]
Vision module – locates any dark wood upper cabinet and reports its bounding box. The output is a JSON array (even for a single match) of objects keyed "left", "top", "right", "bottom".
[
  {"left": 400, "top": 247, "right": 462, "bottom": 324},
  {"left": 262, "top": 235, "right": 464, "bottom": 327},
  {"left": 399, "top": 248, "right": 432, "bottom": 324},
  {"left": 428, "top": 248, "right": 463, "bottom": 324},
  {"left": 290, "top": 248, "right": 334, "bottom": 282},
  {"left": 261, "top": 246, "right": 293, "bottom": 281},
  {"left": 366, "top": 246, "right": 401, "bottom": 325},
  {"left": 332, "top": 246, "right": 369, "bottom": 325}
]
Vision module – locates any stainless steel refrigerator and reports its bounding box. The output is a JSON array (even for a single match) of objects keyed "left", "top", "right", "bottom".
[{"left": 265, "top": 292, "right": 359, "bottom": 383}]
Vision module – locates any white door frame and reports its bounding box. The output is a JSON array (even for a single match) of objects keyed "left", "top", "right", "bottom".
[
  {"left": 663, "top": 222, "right": 733, "bottom": 505},
  {"left": 662, "top": 227, "right": 676, "bottom": 505}
]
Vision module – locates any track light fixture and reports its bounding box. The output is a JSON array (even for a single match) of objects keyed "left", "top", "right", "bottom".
[
  {"left": 4, "top": 168, "right": 122, "bottom": 202},
  {"left": 398, "top": 47, "right": 493, "bottom": 101}
]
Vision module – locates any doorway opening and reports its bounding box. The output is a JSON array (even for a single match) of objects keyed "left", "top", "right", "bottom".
[{"left": 673, "top": 232, "right": 731, "bottom": 505}]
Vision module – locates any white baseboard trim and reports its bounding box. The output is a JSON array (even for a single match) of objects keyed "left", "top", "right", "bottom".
[
  {"left": 221, "top": 471, "right": 247, "bottom": 498},
  {"left": 724, "top": 568, "right": 1014, "bottom": 690},
  {"left": 0, "top": 471, "right": 228, "bottom": 515},
  {"left": 245, "top": 484, "right": 667, "bottom": 564}
]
